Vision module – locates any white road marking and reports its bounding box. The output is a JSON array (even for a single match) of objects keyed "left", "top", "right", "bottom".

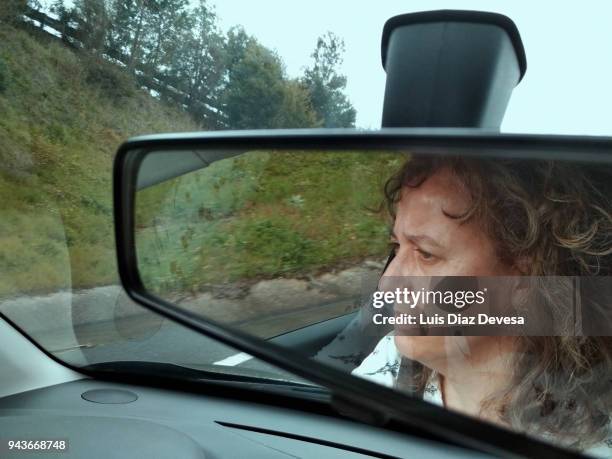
[{"left": 213, "top": 352, "right": 253, "bottom": 366}]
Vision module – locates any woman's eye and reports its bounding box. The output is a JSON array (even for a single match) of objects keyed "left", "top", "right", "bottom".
[{"left": 415, "top": 248, "right": 435, "bottom": 261}]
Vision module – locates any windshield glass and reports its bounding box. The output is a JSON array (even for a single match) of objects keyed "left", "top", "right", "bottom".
[{"left": 2, "top": 1, "right": 612, "bottom": 457}]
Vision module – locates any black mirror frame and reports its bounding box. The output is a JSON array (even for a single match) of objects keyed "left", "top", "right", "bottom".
[{"left": 113, "top": 128, "right": 612, "bottom": 458}]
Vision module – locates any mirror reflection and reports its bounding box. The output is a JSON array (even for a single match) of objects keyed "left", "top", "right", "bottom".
[{"left": 135, "top": 148, "right": 612, "bottom": 454}]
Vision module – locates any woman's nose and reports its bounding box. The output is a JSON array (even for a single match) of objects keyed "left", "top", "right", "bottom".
[
  {"left": 382, "top": 251, "right": 415, "bottom": 278},
  {"left": 380, "top": 253, "right": 419, "bottom": 299}
]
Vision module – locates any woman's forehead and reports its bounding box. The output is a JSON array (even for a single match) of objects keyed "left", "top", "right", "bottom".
[{"left": 398, "top": 167, "right": 472, "bottom": 218}]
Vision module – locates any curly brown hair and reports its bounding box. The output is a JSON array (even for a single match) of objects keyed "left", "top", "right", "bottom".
[{"left": 386, "top": 155, "right": 612, "bottom": 449}]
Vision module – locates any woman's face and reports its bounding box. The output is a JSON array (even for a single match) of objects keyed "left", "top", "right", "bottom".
[{"left": 384, "top": 167, "right": 518, "bottom": 370}]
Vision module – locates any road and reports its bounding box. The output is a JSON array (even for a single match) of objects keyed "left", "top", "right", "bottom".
[{"left": 0, "top": 260, "right": 382, "bottom": 379}]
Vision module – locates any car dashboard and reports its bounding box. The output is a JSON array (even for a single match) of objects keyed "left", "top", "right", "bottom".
[{"left": 0, "top": 378, "right": 486, "bottom": 458}]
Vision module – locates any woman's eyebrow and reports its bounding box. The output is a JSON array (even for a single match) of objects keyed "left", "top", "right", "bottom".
[
  {"left": 391, "top": 229, "right": 444, "bottom": 249},
  {"left": 407, "top": 234, "right": 444, "bottom": 248}
]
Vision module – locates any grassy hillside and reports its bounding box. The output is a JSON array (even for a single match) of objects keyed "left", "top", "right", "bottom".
[
  {"left": 0, "top": 24, "right": 400, "bottom": 300},
  {"left": 135, "top": 150, "right": 402, "bottom": 295},
  {"left": 0, "top": 25, "right": 198, "bottom": 298}
]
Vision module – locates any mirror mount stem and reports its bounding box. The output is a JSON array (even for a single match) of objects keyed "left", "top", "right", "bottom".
[{"left": 381, "top": 10, "right": 527, "bottom": 130}]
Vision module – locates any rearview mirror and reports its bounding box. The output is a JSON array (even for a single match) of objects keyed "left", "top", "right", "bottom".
[{"left": 114, "top": 129, "right": 612, "bottom": 455}]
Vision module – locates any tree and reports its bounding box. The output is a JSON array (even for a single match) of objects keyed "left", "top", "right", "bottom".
[
  {"left": 50, "top": 0, "right": 73, "bottom": 43},
  {"left": 139, "top": 0, "right": 190, "bottom": 72},
  {"left": 164, "top": 0, "right": 226, "bottom": 126},
  {"left": 70, "top": 0, "right": 111, "bottom": 54},
  {"left": 224, "top": 26, "right": 252, "bottom": 76},
  {"left": 222, "top": 39, "right": 318, "bottom": 129},
  {"left": 274, "top": 79, "right": 319, "bottom": 128},
  {"left": 105, "top": 0, "right": 155, "bottom": 72},
  {"left": 44, "top": 0, "right": 322, "bottom": 130},
  {"left": 302, "top": 32, "right": 356, "bottom": 128},
  {"left": 222, "top": 41, "right": 285, "bottom": 129},
  {"left": 125, "top": 0, "right": 148, "bottom": 72}
]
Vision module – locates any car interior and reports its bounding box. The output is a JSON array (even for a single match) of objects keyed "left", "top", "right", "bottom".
[{"left": 1, "top": 5, "right": 608, "bottom": 459}]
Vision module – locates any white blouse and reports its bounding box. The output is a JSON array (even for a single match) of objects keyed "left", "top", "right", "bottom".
[{"left": 351, "top": 334, "right": 612, "bottom": 458}]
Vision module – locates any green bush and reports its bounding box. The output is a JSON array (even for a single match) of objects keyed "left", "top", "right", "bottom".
[
  {"left": 83, "top": 54, "right": 137, "bottom": 101},
  {"left": 0, "top": 58, "right": 8, "bottom": 93},
  {"left": 0, "top": 0, "right": 27, "bottom": 25}
]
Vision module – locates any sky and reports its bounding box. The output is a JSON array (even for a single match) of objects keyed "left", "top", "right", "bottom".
[{"left": 212, "top": 0, "right": 612, "bottom": 134}]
